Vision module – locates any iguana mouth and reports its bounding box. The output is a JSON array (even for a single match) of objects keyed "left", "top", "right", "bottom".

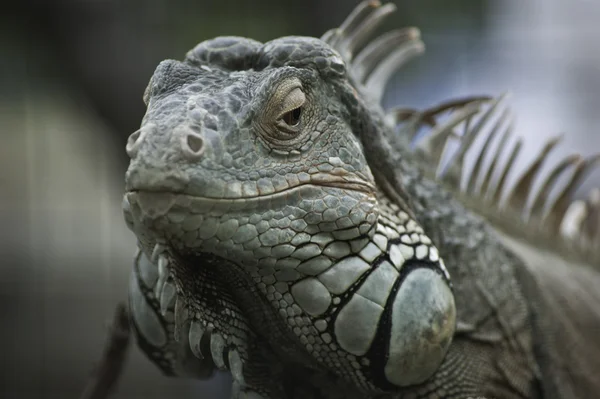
[
  {"left": 125, "top": 180, "right": 376, "bottom": 220},
  {"left": 125, "top": 170, "right": 376, "bottom": 199}
]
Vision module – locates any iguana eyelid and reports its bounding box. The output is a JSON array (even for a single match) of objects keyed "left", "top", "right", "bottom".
[
  {"left": 273, "top": 119, "right": 303, "bottom": 140},
  {"left": 275, "top": 87, "right": 306, "bottom": 122},
  {"left": 260, "top": 78, "right": 308, "bottom": 140}
]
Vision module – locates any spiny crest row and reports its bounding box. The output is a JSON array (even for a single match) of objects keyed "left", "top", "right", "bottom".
[{"left": 326, "top": 0, "right": 600, "bottom": 266}]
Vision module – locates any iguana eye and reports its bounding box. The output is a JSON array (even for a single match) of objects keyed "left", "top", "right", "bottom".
[
  {"left": 282, "top": 106, "right": 302, "bottom": 127},
  {"left": 257, "top": 77, "right": 311, "bottom": 148},
  {"left": 276, "top": 85, "right": 305, "bottom": 128},
  {"left": 271, "top": 84, "right": 306, "bottom": 139}
]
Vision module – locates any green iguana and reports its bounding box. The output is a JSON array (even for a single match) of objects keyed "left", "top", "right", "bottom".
[{"left": 121, "top": 1, "right": 600, "bottom": 398}]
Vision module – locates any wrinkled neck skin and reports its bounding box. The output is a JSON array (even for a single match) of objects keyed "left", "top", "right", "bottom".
[
  {"left": 360, "top": 97, "right": 533, "bottom": 329},
  {"left": 367, "top": 114, "right": 540, "bottom": 396}
]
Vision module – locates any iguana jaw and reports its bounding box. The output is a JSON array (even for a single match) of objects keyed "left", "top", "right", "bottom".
[
  {"left": 123, "top": 184, "right": 457, "bottom": 392},
  {"left": 125, "top": 176, "right": 375, "bottom": 203},
  {"left": 123, "top": 182, "right": 378, "bottom": 263}
]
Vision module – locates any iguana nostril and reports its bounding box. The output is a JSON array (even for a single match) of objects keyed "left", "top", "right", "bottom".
[
  {"left": 181, "top": 132, "right": 205, "bottom": 159},
  {"left": 187, "top": 134, "right": 204, "bottom": 152},
  {"left": 126, "top": 129, "right": 145, "bottom": 158}
]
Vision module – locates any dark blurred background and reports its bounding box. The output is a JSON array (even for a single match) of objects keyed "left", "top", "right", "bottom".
[{"left": 2, "top": 0, "right": 599, "bottom": 398}]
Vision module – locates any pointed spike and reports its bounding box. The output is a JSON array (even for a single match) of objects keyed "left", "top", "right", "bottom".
[
  {"left": 134, "top": 246, "right": 142, "bottom": 261},
  {"left": 340, "top": 3, "right": 397, "bottom": 61},
  {"left": 228, "top": 349, "right": 246, "bottom": 385},
  {"left": 491, "top": 138, "right": 523, "bottom": 206},
  {"left": 563, "top": 191, "right": 600, "bottom": 247},
  {"left": 580, "top": 188, "right": 600, "bottom": 253},
  {"left": 418, "top": 96, "right": 492, "bottom": 120},
  {"left": 466, "top": 108, "right": 509, "bottom": 195},
  {"left": 210, "top": 334, "right": 227, "bottom": 370},
  {"left": 460, "top": 94, "right": 508, "bottom": 158},
  {"left": 561, "top": 200, "right": 588, "bottom": 240},
  {"left": 505, "top": 134, "right": 564, "bottom": 215},
  {"left": 320, "top": 29, "right": 337, "bottom": 45},
  {"left": 338, "top": 0, "right": 380, "bottom": 36},
  {"left": 582, "top": 188, "right": 600, "bottom": 244},
  {"left": 155, "top": 255, "right": 169, "bottom": 298},
  {"left": 386, "top": 110, "right": 422, "bottom": 149},
  {"left": 543, "top": 154, "right": 600, "bottom": 233},
  {"left": 159, "top": 281, "right": 176, "bottom": 317},
  {"left": 151, "top": 243, "right": 165, "bottom": 263},
  {"left": 386, "top": 107, "right": 420, "bottom": 126},
  {"left": 388, "top": 96, "right": 489, "bottom": 144},
  {"left": 173, "top": 296, "right": 189, "bottom": 342},
  {"left": 389, "top": 98, "right": 490, "bottom": 147},
  {"left": 416, "top": 103, "right": 482, "bottom": 169},
  {"left": 189, "top": 320, "right": 206, "bottom": 360},
  {"left": 352, "top": 28, "right": 420, "bottom": 83},
  {"left": 481, "top": 123, "right": 513, "bottom": 199},
  {"left": 364, "top": 39, "right": 425, "bottom": 103},
  {"left": 321, "top": 1, "right": 378, "bottom": 51},
  {"left": 461, "top": 115, "right": 472, "bottom": 143},
  {"left": 528, "top": 154, "right": 581, "bottom": 222},
  {"left": 385, "top": 111, "right": 418, "bottom": 149},
  {"left": 445, "top": 94, "right": 508, "bottom": 184},
  {"left": 231, "top": 381, "right": 242, "bottom": 398}
]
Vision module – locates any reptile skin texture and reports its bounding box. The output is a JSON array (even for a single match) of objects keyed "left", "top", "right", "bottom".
[{"left": 121, "top": 2, "right": 600, "bottom": 398}]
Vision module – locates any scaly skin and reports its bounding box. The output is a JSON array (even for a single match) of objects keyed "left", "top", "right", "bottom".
[{"left": 122, "top": 3, "right": 600, "bottom": 399}]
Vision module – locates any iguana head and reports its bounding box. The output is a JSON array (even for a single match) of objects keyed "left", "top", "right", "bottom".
[
  {"left": 124, "top": 36, "right": 380, "bottom": 257},
  {"left": 123, "top": 3, "right": 456, "bottom": 396}
]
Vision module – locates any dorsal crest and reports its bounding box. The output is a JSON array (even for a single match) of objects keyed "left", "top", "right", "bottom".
[{"left": 324, "top": 0, "right": 600, "bottom": 267}]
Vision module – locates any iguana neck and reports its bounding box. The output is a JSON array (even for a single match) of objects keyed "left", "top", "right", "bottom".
[{"left": 394, "top": 147, "right": 534, "bottom": 334}]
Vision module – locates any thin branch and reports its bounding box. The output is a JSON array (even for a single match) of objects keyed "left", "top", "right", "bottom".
[{"left": 79, "top": 302, "right": 132, "bottom": 399}]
